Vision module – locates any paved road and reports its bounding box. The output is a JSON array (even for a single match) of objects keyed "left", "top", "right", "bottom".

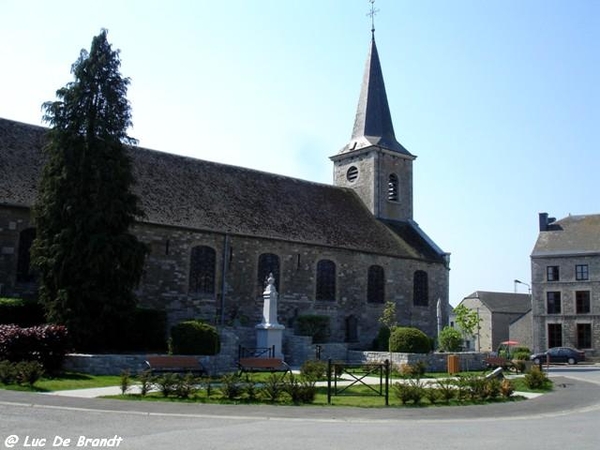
[{"left": 1, "top": 367, "right": 599, "bottom": 450}]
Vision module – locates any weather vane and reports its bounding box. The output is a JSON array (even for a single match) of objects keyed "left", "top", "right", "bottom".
[{"left": 367, "top": 0, "right": 379, "bottom": 36}]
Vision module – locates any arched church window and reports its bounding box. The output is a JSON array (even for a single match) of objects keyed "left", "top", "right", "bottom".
[
  {"left": 316, "top": 259, "right": 336, "bottom": 301},
  {"left": 189, "top": 245, "right": 216, "bottom": 295},
  {"left": 367, "top": 265, "right": 385, "bottom": 303},
  {"left": 16, "top": 228, "right": 36, "bottom": 283},
  {"left": 257, "top": 253, "right": 280, "bottom": 292},
  {"left": 413, "top": 270, "right": 429, "bottom": 306},
  {"left": 388, "top": 174, "right": 399, "bottom": 201}
]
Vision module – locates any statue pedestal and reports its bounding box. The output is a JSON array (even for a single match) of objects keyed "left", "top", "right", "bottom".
[
  {"left": 256, "top": 273, "right": 285, "bottom": 359},
  {"left": 255, "top": 324, "right": 285, "bottom": 359}
]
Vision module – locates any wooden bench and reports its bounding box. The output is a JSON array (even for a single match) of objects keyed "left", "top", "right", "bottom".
[
  {"left": 483, "top": 356, "right": 515, "bottom": 372},
  {"left": 144, "top": 356, "right": 206, "bottom": 376},
  {"left": 237, "top": 357, "right": 291, "bottom": 377}
]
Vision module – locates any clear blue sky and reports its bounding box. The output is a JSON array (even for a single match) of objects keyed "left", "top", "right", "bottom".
[{"left": 1, "top": 1, "right": 598, "bottom": 305}]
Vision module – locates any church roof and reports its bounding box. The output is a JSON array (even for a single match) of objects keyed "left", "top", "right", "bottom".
[
  {"left": 0, "top": 117, "right": 445, "bottom": 263},
  {"left": 532, "top": 214, "right": 600, "bottom": 257},
  {"left": 338, "top": 36, "right": 413, "bottom": 157}
]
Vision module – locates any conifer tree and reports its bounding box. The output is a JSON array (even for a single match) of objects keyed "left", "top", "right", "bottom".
[{"left": 32, "top": 30, "right": 148, "bottom": 351}]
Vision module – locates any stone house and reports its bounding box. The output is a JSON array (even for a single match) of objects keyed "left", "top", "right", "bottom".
[
  {"left": 454, "top": 291, "right": 530, "bottom": 352},
  {"left": 0, "top": 34, "right": 450, "bottom": 351},
  {"left": 531, "top": 213, "right": 600, "bottom": 354}
]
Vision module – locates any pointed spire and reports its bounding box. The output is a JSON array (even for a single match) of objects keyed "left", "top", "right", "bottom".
[{"left": 339, "top": 35, "right": 413, "bottom": 157}]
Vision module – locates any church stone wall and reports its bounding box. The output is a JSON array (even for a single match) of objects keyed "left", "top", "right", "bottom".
[
  {"left": 0, "top": 206, "right": 36, "bottom": 298},
  {"left": 0, "top": 212, "right": 449, "bottom": 351},
  {"left": 134, "top": 222, "right": 449, "bottom": 350}
]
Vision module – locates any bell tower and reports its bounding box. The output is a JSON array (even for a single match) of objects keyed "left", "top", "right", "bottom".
[{"left": 331, "top": 28, "right": 415, "bottom": 222}]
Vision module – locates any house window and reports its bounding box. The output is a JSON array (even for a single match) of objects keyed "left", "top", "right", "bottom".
[
  {"left": 576, "top": 264, "right": 589, "bottom": 281},
  {"left": 548, "top": 323, "right": 562, "bottom": 348},
  {"left": 189, "top": 245, "right": 216, "bottom": 295},
  {"left": 413, "top": 270, "right": 429, "bottom": 306},
  {"left": 16, "top": 228, "right": 36, "bottom": 283},
  {"left": 257, "top": 253, "right": 280, "bottom": 292},
  {"left": 367, "top": 265, "right": 385, "bottom": 303},
  {"left": 577, "top": 323, "right": 592, "bottom": 349},
  {"left": 387, "top": 174, "right": 399, "bottom": 201},
  {"left": 546, "top": 266, "right": 559, "bottom": 281},
  {"left": 546, "top": 292, "right": 561, "bottom": 314},
  {"left": 575, "top": 291, "right": 591, "bottom": 314},
  {"left": 316, "top": 259, "right": 336, "bottom": 301}
]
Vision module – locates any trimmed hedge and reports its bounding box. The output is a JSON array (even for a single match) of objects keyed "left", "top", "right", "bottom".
[
  {"left": 169, "top": 320, "right": 220, "bottom": 355},
  {"left": 389, "top": 327, "right": 432, "bottom": 353},
  {"left": 0, "top": 324, "right": 70, "bottom": 374},
  {"left": 0, "top": 298, "right": 45, "bottom": 326},
  {"left": 296, "top": 315, "right": 330, "bottom": 344}
]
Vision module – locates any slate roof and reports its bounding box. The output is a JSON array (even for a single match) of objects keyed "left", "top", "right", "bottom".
[
  {"left": 0, "top": 117, "right": 446, "bottom": 263},
  {"left": 338, "top": 36, "right": 413, "bottom": 157},
  {"left": 532, "top": 214, "right": 600, "bottom": 257},
  {"left": 462, "top": 291, "right": 531, "bottom": 314}
]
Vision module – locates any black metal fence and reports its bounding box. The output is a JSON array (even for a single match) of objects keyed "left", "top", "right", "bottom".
[{"left": 326, "top": 359, "right": 390, "bottom": 406}]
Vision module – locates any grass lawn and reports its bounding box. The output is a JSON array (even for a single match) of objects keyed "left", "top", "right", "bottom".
[{"left": 0, "top": 372, "right": 123, "bottom": 392}]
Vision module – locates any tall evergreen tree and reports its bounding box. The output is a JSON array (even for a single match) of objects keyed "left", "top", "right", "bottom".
[{"left": 32, "top": 30, "right": 148, "bottom": 351}]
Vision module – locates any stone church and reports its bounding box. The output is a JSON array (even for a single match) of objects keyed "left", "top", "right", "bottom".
[{"left": 0, "top": 33, "right": 450, "bottom": 350}]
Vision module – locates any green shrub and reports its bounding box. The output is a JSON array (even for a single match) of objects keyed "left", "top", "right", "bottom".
[
  {"left": 438, "top": 326, "right": 462, "bottom": 352},
  {"left": 372, "top": 326, "right": 391, "bottom": 351},
  {"left": 169, "top": 320, "right": 220, "bottom": 355},
  {"left": 220, "top": 374, "right": 243, "bottom": 400},
  {"left": 436, "top": 378, "right": 456, "bottom": 403},
  {"left": 175, "top": 373, "right": 199, "bottom": 399},
  {"left": 296, "top": 315, "right": 330, "bottom": 343},
  {"left": 511, "top": 347, "right": 531, "bottom": 361},
  {"left": 154, "top": 373, "right": 179, "bottom": 397},
  {"left": 392, "top": 379, "right": 425, "bottom": 405},
  {"left": 285, "top": 375, "right": 317, "bottom": 404},
  {"left": 14, "top": 361, "right": 44, "bottom": 387},
  {"left": 0, "top": 360, "right": 16, "bottom": 384},
  {"left": 389, "top": 327, "right": 432, "bottom": 353},
  {"left": 300, "top": 359, "right": 327, "bottom": 382},
  {"left": 524, "top": 366, "right": 551, "bottom": 390},
  {"left": 261, "top": 373, "right": 284, "bottom": 402},
  {"left": 0, "top": 298, "right": 45, "bottom": 326},
  {"left": 500, "top": 378, "right": 515, "bottom": 397},
  {"left": 120, "top": 370, "right": 131, "bottom": 395},
  {"left": 398, "top": 361, "right": 427, "bottom": 378}
]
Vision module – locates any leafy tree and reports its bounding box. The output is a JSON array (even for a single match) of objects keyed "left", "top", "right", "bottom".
[
  {"left": 32, "top": 29, "right": 148, "bottom": 351},
  {"left": 438, "top": 326, "right": 462, "bottom": 352},
  {"left": 378, "top": 301, "right": 397, "bottom": 352},
  {"left": 453, "top": 304, "right": 481, "bottom": 349}
]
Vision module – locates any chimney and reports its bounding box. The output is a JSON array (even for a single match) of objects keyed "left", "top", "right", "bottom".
[{"left": 539, "top": 212, "right": 549, "bottom": 231}]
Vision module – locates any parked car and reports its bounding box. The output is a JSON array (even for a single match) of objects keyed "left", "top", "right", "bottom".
[{"left": 530, "top": 347, "right": 586, "bottom": 365}]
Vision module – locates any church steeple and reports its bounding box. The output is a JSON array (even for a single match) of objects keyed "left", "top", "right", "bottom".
[
  {"left": 331, "top": 24, "right": 415, "bottom": 222},
  {"left": 338, "top": 35, "right": 413, "bottom": 157}
]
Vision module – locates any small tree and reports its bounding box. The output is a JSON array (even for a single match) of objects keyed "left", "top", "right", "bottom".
[
  {"left": 438, "top": 326, "right": 462, "bottom": 352},
  {"left": 378, "top": 301, "right": 397, "bottom": 353},
  {"left": 32, "top": 30, "right": 148, "bottom": 351},
  {"left": 453, "top": 305, "right": 481, "bottom": 350}
]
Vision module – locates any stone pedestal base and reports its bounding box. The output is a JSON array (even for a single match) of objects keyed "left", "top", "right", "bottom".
[{"left": 255, "top": 325, "right": 285, "bottom": 359}]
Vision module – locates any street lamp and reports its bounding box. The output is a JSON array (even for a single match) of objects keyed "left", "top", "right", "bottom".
[{"left": 514, "top": 279, "right": 531, "bottom": 294}]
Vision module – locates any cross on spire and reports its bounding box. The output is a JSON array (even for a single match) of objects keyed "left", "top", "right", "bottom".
[{"left": 367, "top": 0, "right": 379, "bottom": 36}]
